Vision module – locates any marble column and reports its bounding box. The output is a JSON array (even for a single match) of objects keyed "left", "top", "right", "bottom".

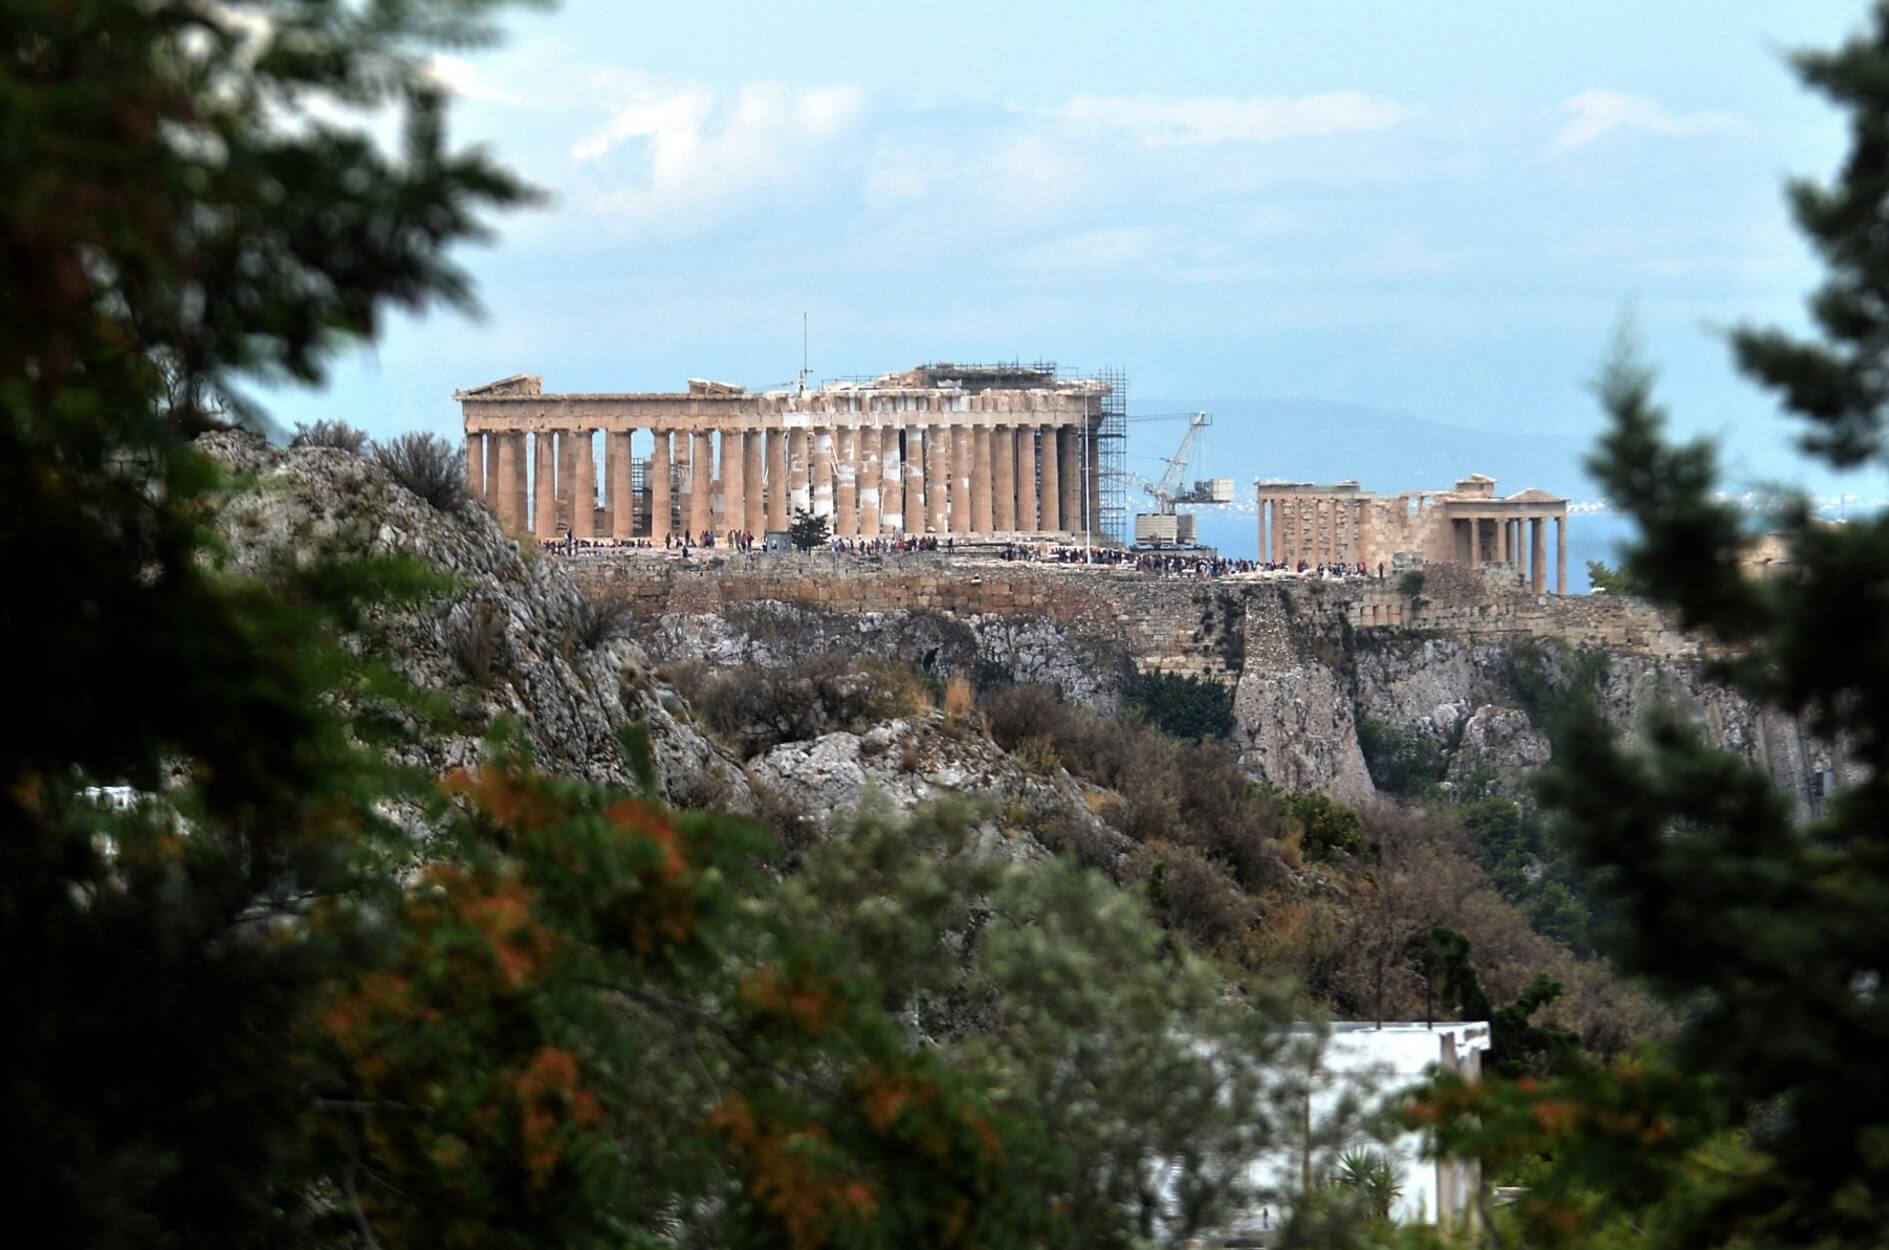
[
  {"left": 949, "top": 426, "right": 971, "bottom": 534},
  {"left": 533, "top": 430, "right": 557, "bottom": 540},
  {"left": 1555, "top": 515, "right": 1566, "bottom": 595},
  {"left": 1058, "top": 425, "right": 1080, "bottom": 536},
  {"left": 925, "top": 425, "right": 946, "bottom": 533},
  {"left": 744, "top": 430, "right": 765, "bottom": 537},
  {"left": 900, "top": 429, "right": 923, "bottom": 536},
  {"left": 570, "top": 429, "right": 595, "bottom": 539},
  {"left": 1086, "top": 425, "right": 1101, "bottom": 541},
  {"left": 1256, "top": 496, "right": 1268, "bottom": 561},
  {"left": 685, "top": 431, "right": 710, "bottom": 540},
  {"left": 1494, "top": 513, "right": 1507, "bottom": 566},
  {"left": 466, "top": 434, "right": 484, "bottom": 502},
  {"left": 859, "top": 426, "right": 882, "bottom": 538},
  {"left": 494, "top": 431, "right": 519, "bottom": 532},
  {"left": 1529, "top": 517, "right": 1545, "bottom": 592},
  {"left": 611, "top": 431, "right": 633, "bottom": 539},
  {"left": 1039, "top": 427, "right": 1060, "bottom": 533},
  {"left": 722, "top": 430, "right": 746, "bottom": 540},
  {"left": 880, "top": 427, "right": 902, "bottom": 536},
  {"left": 789, "top": 428, "right": 811, "bottom": 517},
  {"left": 971, "top": 425, "right": 994, "bottom": 533},
  {"left": 811, "top": 427, "right": 835, "bottom": 520},
  {"left": 1469, "top": 515, "right": 1483, "bottom": 566},
  {"left": 1016, "top": 425, "right": 1038, "bottom": 532},
  {"left": 557, "top": 429, "right": 577, "bottom": 530},
  {"left": 649, "top": 430, "right": 671, "bottom": 545},
  {"left": 992, "top": 426, "right": 1016, "bottom": 532},
  {"left": 766, "top": 429, "right": 788, "bottom": 531},
  {"left": 834, "top": 427, "right": 857, "bottom": 537}
]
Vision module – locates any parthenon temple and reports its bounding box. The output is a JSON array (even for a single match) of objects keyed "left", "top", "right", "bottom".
[
  {"left": 456, "top": 364, "right": 1109, "bottom": 544},
  {"left": 1257, "top": 474, "right": 1570, "bottom": 593}
]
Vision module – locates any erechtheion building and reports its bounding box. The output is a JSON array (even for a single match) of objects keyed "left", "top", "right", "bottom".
[
  {"left": 456, "top": 364, "right": 1110, "bottom": 544},
  {"left": 1256, "top": 474, "right": 1569, "bottom": 593}
]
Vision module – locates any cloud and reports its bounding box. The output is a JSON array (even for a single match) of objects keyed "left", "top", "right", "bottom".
[
  {"left": 423, "top": 54, "right": 522, "bottom": 104},
  {"left": 1017, "top": 226, "right": 1157, "bottom": 272},
  {"left": 1553, "top": 89, "right": 1749, "bottom": 150},
  {"left": 569, "top": 77, "right": 865, "bottom": 233},
  {"left": 1054, "top": 90, "right": 1411, "bottom": 147}
]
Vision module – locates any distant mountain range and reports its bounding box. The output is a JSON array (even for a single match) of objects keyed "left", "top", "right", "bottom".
[{"left": 1131, "top": 396, "right": 1599, "bottom": 502}]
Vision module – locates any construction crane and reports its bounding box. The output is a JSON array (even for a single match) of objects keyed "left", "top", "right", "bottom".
[{"left": 1118, "top": 411, "right": 1235, "bottom": 549}]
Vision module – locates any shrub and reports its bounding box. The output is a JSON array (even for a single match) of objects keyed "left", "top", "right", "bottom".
[
  {"left": 1397, "top": 569, "right": 1425, "bottom": 598},
  {"left": 1121, "top": 670, "right": 1234, "bottom": 741},
  {"left": 571, "top": 594, "right": 635, "bottom": 652},
  {"left": 1146, "top": 844, "right": 1252, "bottom": 952},
  {"left": 1355, "top": 712, "right": 1446, "bottom": 798},
  {"left": 679, "top": 653, "right": 931, "bottom": 757},
  {"left": 288, "top": 419, "right": 368, "bottom": 453},
  {"left": 372, "top": 431, "right": 466, "bottom": 512},
  {"left": 1288, "top": 791, "right": 1370, "bottom": 863}
]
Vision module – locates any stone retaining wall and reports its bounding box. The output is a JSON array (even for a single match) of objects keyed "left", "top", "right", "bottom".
[{"left": 569, "top": 552, "right": 1697, "bottom": 676}]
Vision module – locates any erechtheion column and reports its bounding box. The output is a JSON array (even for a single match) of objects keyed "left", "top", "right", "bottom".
[
  {"left": 1555, "top": 515, "right": 1566, "bottom": 595},
  {"left": 992, "top": 426, "right": 1016, "bottom": 532},
  {"left": 533, "top": 431, "right": 557, "bottom": 540},
  {"left": 1039, "top": 428, "right": 1060, "bottom": 533}
]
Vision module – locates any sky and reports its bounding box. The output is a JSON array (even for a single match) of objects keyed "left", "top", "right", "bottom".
[{"left": 263, "top": 0, "right": 1888, "bottom": 502}]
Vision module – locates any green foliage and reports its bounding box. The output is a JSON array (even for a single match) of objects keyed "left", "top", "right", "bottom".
[
  {"left": 1422, "top": 11, "right": 1889, "bottom": 1246},
  {"left": 1, "top": 2, "right": 539, "bottom": 1242},
  {"left": 1122, "top": 669, "right": 1236, "bottom": 741},
  {"left": 1509, "top": 639, "right": 1610, "bottom": 734},
  {"left": 1459, "top": 798, "right": 1599, "bottom": 956},
  {"left": 1355, "top": 713, "right": 1447, "bottom": 799},
  {"left": 789, "top": 506, "right": 831, "bottom": 551},
  {"left": 1585, "top": 558, "right": 1647, "bottom": 596},
  {"left": 1289, "top": 790, "right": 1372, "bottom": 863},
  {"left": 1397, "top": 570, "right": 1426, "bottom": 598},
  {"left": 980, "top": 682, "right": 1293, "bottom": 890},
  {"left": 1332, "top": 1149, "right": 1404, "bottom": 1222},
  {"left": 777, "top": 803, "right": 1318, "bottom": 1250}
]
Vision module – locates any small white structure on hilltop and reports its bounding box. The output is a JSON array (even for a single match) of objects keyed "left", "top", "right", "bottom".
[{"left": 1219, "top": 1021, "right": 1492, "bottom": 1242}]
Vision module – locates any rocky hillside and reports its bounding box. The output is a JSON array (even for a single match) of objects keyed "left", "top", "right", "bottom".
[
  {"left": 629, "top": 574, "right": 1850, "bottom": 820},
  {"left": 202, "top": 432, "right": 1667, "bottom": 1043},
  {"left": 202, "top": 432, "right": 749, "bottom": 809}
]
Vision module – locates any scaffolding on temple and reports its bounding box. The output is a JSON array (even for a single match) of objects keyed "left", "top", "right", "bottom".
[{"left": 1095, "top": 365, "right": 1129, "bottom": 547}]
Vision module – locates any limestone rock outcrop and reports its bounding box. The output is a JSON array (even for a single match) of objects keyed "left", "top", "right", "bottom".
[
  {"left": 746, "top": 712, "right": 1133, "bottom": 874},
  {"left": 200, "top": 431, "right": 750, "bottom": 809},
  {"left": 1232, "top": 664, "right": 1376, "bottom": 804}
]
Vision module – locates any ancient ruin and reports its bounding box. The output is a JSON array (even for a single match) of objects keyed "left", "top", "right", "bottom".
[
  {"left": 456, "top": 364, "right": 1111, "bottom": 544},
  {"left": 1256, "top": 474, "right": 1569, "bottom": 593}
]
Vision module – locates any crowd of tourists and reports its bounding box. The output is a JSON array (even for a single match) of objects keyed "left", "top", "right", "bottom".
[{"left": 540, "top": 529, "right": 1389, "bottom": 582}]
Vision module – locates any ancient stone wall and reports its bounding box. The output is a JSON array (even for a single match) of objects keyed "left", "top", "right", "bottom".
[{"left": 572, "top": 553, "right": 1697, "bottom": 673}]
